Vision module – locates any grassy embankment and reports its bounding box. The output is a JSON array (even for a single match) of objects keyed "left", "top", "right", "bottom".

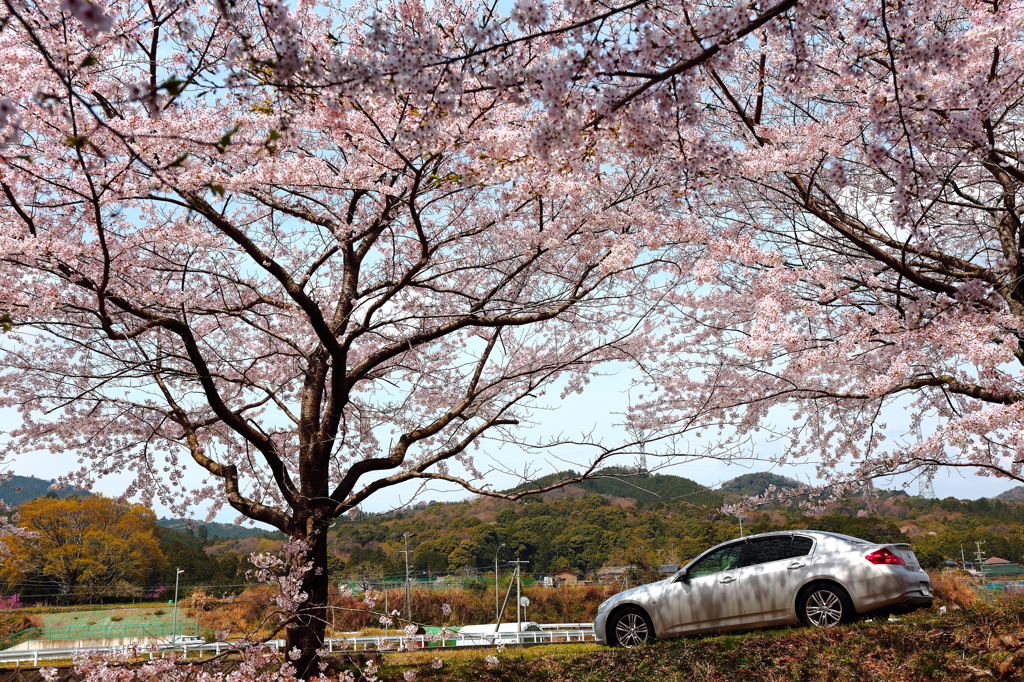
[
  {"left": 374, "top": 577, "right": 1024, "bottom": 682},
  {"left": 380, "top": 607, "right": 1024, "bottom": 682}
]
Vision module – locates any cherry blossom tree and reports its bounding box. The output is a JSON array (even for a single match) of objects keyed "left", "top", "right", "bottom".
[
  {"left": 629, "top": 0, "right": 1024, "bottom": 499},
  {"left": 0, "top": 0, "right": 725, "bottom": 673}
]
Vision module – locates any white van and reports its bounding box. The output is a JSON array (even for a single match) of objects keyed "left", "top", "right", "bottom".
[{"left": 158, "top": 635, "right": 206, "bottom": 649}]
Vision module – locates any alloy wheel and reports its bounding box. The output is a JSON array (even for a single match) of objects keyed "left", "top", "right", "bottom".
[
  {"left": 614, "top": 612, "right": 650, "bottom": 647},
  {"left": 805, "top": 589, "right": 843, "bottom": 627}
]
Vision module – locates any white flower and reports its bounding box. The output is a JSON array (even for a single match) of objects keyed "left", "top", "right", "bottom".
[{"left": 59, "top": 0, "right": 114, "bottom": 34}]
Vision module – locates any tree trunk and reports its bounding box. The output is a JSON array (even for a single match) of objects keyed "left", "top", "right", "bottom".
[{"left": 285, "top": 531, "right": 329, "bottom": 679}]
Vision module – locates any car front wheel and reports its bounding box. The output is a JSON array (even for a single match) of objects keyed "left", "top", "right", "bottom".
[
  {"left": 609, "top": 607, "right": 654, "bottom": 647},
  {"left": 797, "top": 582, "right": 854, "bottom": 628}
]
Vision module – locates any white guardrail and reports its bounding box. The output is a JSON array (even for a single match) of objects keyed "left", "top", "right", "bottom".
[{"left": 0, "top": 625, "right": 596, "bottom": 666}]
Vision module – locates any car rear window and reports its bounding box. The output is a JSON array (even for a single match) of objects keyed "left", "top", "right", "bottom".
[
  {"left": 790, "top": 536, "right": 814, "bottom": 557},
  {"left": 745, "top": 536, "right": 792, "bottom": 565},
  {"left": 743, "top": 535, "right": 815, "bottom": 566}
]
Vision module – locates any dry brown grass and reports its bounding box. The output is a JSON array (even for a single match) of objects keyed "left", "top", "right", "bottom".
[
  {"left": 184, "top": 582, "right": 619, "bottom": 642},
  {"left": 929, "top": 573, "right": 979, "bottom": 609}
]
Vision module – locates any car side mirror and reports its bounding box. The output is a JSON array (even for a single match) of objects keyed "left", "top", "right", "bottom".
[{"left": 675, "top": 569, "right": 689, "bottom": 583}]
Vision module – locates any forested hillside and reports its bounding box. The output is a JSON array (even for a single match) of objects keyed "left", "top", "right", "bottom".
[
  {"left": 328, "top": 470, "right": 1024, "bottom": 581},
  {"left": 0, "top": 475, "right": 91, "bottom": 507},
  {"left": 156, "top": 518, "right": 276, "bottom": 541}
]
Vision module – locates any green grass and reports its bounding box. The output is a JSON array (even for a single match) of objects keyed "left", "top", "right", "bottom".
[{"left": 40, "top": 607, "right": 176, "bottom": 629}]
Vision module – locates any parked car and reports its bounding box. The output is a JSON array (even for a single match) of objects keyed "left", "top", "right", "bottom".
[{"left": 594, "top": 531, "right": 932, "bottom": 647}]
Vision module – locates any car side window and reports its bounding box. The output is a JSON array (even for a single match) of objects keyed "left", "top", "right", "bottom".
[
  {"left": 687, "top": 543, "right": 745, "bottom": 578},
  {"left": 743, "top": 536, "right": 792, "bottom": 566},
  {"left": 789, "top": 536, "right": 814, "bottom": 558}
]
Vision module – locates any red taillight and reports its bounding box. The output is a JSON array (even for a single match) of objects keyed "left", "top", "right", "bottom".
[{"left": 865, "top": 548, "right": 906, "bottom": 566}]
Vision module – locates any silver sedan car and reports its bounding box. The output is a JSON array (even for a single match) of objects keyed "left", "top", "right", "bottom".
[{"left": 594, "top": 531, "right": 932, "bottom": 647}]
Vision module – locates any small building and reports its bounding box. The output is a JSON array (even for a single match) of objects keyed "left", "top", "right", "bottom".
[
  {"left": 982, "top": 557, "right": 1024, "bottom": 576},
  {"left": 595, "top": 565, "right": 631, "bottom": 583},
  {"left": 550, "top": 569, "right": 581, "bottom": 586}
]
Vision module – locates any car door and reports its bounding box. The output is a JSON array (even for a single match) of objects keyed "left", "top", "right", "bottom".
[
  {"left": 738, "top": 535, "right": 814, "bottom": 623},
  {"left": 662, "top": 541, "right": 746, "bottom": 634}
]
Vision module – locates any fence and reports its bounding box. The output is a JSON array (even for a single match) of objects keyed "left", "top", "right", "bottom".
[
  {"left": 340, "top": 576, "right": 536, "bottom": 593},
  {"left": 982, "top": 563, "right": 1024, "bottom": 577},
  {"left": 0, "top": 624, "right": 217, "bottom": 651},
  {"left": 0, "top": 625, "right": 597, "bottom": 665}
]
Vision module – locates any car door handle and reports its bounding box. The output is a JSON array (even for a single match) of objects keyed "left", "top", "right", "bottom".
[
  {"left": 719, "top": 575, "right": 736, "bottom": 583},
  {"left": 788, "top": 562, "right": 806, "bottom": 570}
]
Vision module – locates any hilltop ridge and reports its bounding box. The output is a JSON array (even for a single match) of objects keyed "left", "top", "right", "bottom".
[{"left": 0, "top": 474, "right": 91, "bottom": 507}]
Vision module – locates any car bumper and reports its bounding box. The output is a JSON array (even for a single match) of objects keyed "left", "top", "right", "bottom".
[
  {"left": 851, "top": 567, "right": 933, "bottom": 614},
  {"left": 594, "top": 609, "right": 610, "bottom": 645}
]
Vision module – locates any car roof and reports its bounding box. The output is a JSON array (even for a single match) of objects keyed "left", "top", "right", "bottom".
[
  {"left": 678, "top": 530, "right": 873, "bottom": 569},
  {"left": 741, "top": 530, "right": 869, "bottom": 543}
]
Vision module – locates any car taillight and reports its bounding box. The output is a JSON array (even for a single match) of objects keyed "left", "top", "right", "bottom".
[{"left": 865, "top": 548, "right": 906, "bottom": 566}]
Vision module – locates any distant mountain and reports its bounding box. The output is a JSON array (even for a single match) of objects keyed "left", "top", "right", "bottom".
[
  {"left": 0, "top": 474, "right": 92, "bottom": 507},
  {"left": 504, "top": 467, "right": 724, "bottom": 506},
  {"left": 996, "top": 486, "right": 1024, "bottom": 502},
  {"left": 720, "top": 472, "right": 803, "bottom": 497},
  {"left": 157, "top": 517, "right": 274, "bottom": 540}
]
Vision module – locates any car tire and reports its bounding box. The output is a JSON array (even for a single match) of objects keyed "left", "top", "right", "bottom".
[
  {"left": 797, "top": 582, "right": 855, "bottom": 628},
  {"left": 608, "top": 606, "right": 654, "bottom": 647}
]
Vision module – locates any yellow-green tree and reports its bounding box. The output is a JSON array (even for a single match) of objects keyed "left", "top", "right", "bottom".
[{"left": 2, "top": 496, "right": 163, "bottom": 603}]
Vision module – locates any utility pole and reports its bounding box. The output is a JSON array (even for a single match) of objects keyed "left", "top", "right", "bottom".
[
  {"left": 975, "top": 540, "right": 987, "bottom": 584},
  {"left": 510, "top": 559, "right": 529, "bottom": 633},
  {"left": 637, "top": 429, "right": 647, "bottom": 476},
  {"left": 914, "top": 423, "right": 935, "bottom": 499},
  {"left": 171, "top": 568, "right": 184, "bottom": 643},
  {"left": 494, "top": 543, "right": 506, "bottom": 623},
  {"left": 399, "top": 533, "right": 413, "bottom": 622},
  {"left": 738, "top": 515, "right": 744, "bottom": 538}
]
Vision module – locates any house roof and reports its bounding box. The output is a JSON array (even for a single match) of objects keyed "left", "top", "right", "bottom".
[
  {"left": 984, "top": 556, "right": 1011, "bottom": 564},
  {"left": 551, "top": 569, "right": 580, "bottom": 576}
]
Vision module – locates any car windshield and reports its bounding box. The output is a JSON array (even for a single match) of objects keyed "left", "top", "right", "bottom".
[{"left": 686, "top": 543, "right": 744, "bottom": 578}]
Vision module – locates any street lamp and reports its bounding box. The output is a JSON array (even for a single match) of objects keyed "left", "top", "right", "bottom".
[
  {"left": 494, "top": 544, "right": 505, "bottom": 623},
  {"left": 171, "top": 568, "right": 184, "bottom": 644}
]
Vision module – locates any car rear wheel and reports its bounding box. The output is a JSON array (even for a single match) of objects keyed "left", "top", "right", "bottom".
[
  {"left": 609, "top": 607, "right": 654, "bottom": 647},
  {"left": 798, "top": 583, "right": 854, "bottom": 628}
]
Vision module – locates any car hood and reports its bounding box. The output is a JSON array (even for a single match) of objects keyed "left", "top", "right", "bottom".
[{"left": 605, "top": 576, "right": 675, "bottom": 607}]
